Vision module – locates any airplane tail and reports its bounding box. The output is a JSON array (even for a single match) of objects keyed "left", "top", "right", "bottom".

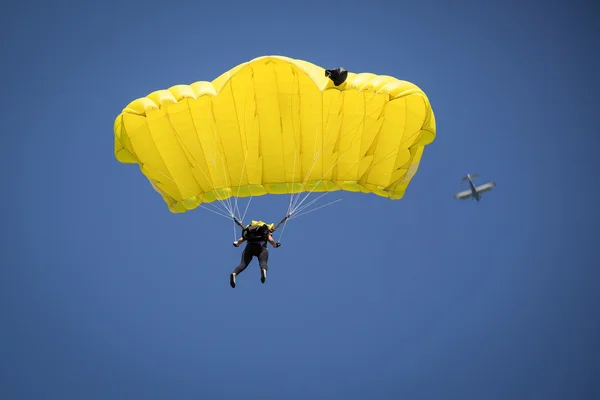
[{"left": 461, "top": 173, "right": 478, "bottom": 182}]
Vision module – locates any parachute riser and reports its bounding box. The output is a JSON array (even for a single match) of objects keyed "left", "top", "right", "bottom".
[
  {"left": 232, "top": 214, "right": 289, "bottom": 232},
  {"left": 271, "top": 214, "right": 292, "bottom": 233},
  {"left": 232, "top": 216, "right": 245, "bottom": 230}
]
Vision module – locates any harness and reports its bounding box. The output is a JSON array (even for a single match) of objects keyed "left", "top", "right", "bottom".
[
  {"left": 242, "top": 224, "right": 270, "bottom": 247},
  {"left": 233, "top": 217, "right": 288, "bottom": 248}
]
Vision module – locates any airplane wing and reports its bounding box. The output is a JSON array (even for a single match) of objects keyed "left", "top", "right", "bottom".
[
  {"left": 454, "top": 189, "right": 473, "bottom": 200},
  {"left": 475, "top": 182, "right": 496, "bottom": 194}
]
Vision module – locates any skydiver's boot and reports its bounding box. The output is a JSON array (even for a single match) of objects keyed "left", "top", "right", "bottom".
[
  {"left": 260, "top": 269, "right": 267, "bottom": 284},
  {"left": 230, "top": 273, "right": 236, "bottom": 288}
]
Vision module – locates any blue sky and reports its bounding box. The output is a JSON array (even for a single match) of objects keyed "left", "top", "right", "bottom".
[{"left": 2, "top": 0, "right": 599, "bottom": 399}]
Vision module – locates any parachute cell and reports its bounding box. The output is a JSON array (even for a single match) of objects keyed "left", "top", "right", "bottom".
[{"left": 113, "top": 55, "right": 436, "bottom": 213}]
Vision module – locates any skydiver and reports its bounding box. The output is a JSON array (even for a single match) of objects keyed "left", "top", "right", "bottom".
[{"left": 229, "top": 222, "right": 281, "bottom": 288}]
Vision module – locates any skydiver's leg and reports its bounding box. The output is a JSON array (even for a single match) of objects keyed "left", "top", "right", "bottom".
[
  {"left": 230, "top": 247, "right": 254, "bottom": 288},
  {"left": 258, "top": 247, "right": 269, "bottom": 283},
  {"left": 233, "top": 248, "right": 253, "bottom": 275}
]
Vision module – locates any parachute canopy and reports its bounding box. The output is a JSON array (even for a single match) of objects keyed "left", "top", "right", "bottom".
[{"left": 114, "top": 55, "right": 436, "bottom": 213}]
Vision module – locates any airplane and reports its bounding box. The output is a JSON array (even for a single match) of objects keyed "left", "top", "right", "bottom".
[{"left": 453, "top": 173, "right": 496, "bottom": 201}]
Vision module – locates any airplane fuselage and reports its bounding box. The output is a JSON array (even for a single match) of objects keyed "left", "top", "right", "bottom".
[{"left": 466, "top": 176, "right": 481, "bottom": 201}]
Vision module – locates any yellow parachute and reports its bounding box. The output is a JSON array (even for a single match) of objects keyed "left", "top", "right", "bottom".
[{"left": 113, "top": 55, "right": 436, "bottom": 215}]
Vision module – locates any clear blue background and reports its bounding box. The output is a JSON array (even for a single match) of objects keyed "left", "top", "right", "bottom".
[{"left": 2, "top": 0, "right": 599, "bottom": 398}]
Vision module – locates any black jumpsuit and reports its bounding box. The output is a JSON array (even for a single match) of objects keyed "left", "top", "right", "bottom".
[{"left": 232, "top": 239, "right": 269, "bottom": 275}]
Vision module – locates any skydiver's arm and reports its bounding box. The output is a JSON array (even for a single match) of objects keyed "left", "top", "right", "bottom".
[
  {"left": 233, "top": 237, "right": 245, "bottom": 247},
  {"left": 268, "top": 234, "right": 281, "bottom": 248}
]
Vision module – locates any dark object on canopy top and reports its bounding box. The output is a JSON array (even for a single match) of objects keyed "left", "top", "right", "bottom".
[{"left": 325, "top": 68, "right": 348, "bottom": 86}]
